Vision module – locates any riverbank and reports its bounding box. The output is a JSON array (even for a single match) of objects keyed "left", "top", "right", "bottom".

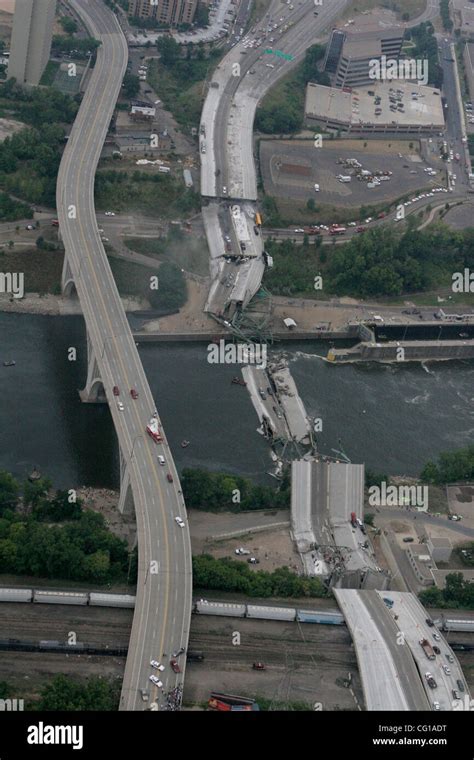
[{"left": 0, "top": 292, "right": 145, "bottom": 316}]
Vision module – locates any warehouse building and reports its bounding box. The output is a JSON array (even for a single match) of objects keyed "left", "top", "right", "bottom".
[{"left": 305, "top": 81, "right": 445, "bottom": 135}]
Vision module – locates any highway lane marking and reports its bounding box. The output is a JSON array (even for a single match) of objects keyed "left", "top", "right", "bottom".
[
  {"left": 61, "top": 9, "right": 173, "bottom": 708},
  {"left": 73, "top": 6, "right": 192, "bottom": 706}
]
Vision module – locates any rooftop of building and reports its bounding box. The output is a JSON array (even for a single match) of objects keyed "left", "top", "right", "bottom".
[{"left": 305, "top": 81, "right": 444, "bottom": 129}]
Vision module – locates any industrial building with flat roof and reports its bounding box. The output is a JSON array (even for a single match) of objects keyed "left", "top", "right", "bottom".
[
  {"left": 324, "top": 26, "right": 404, "bottom": 88},
  {"left": 305, "top": 81, "right": 445, "bottom": 135}
]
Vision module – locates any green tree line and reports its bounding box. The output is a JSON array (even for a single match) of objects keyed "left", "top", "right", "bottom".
[
  {"left": 0, "top": 472, "right": 131, "bottom": 584},
  {"left": 181, "top": 468, "right": 290, "bottom": 512},
  {"left": 421, "top": 445, "right": 474, "bottom": 484},
  {"left": 194, "top": 554, "right": 326, "bottom": 598},
  {"left": 419, "top": 572, "right": 474, "bottom": 610},
  {"left": 255, "top": 44, "right": 329, "bottom": 134},
  {"left": 263, "top": 224, "right": 474, "bottom": 299}
]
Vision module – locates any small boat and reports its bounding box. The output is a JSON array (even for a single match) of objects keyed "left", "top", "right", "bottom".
[
  {"left": 3, "top": 360, "right": 15, "bottom": 367},
  {"left": 29, "top": 467, "right": 41, "bottom": 482},
  {"left": 459, "top": 332, "right": 469, "bottom": 338},
  {"left": 181, "top": 440, "right": 190, "bottom": 448},
  {"left": 231, "top": 377, "right": 246, "bottom": 386}
]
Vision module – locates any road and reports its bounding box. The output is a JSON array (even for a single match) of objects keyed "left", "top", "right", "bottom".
[
  {"left": 383, "top": 591, "right": 472, "bottom": 710},
  {"left": 438, "top": 35, "right": 471, "bottom": 190},
  {"left": 56, "top": 0, "right": 192, "bottom": 711},
  {"left": 334, "top": 589, "right": 429, "bottom": 710}
]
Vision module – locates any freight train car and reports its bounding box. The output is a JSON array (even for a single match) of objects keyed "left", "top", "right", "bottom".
[
  {"left": 442, "top": 617, "right": 474, "bottom": 633},
  {"left": 33, "top": 590, "right": 88, "bottom": 606},
  {"left": 89, "top": 593, "right": 136, "bottom": 608},
  {"left": 296, "top": 610, "right": 345, "bottom": 625},
  {"left": 246, "top": 605, "right": 296, "bottom": 621},
  {"left": 195, "top": 600, "right": 246, "bottom": 617},
  {"left": 0, "top": 588, "right": 32, "bottom": 603}
]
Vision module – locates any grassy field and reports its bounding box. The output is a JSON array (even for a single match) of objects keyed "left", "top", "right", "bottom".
[
  {"left": 39, "top": 61, "right": 60, "bottom": 87},
  {"left": 0, "top": 247, "right": 63, "bottom": 294},
  {"left": 124, "top": 233, "right": 209, "bottom": 277},
  {"left": 147, "top": 57, "right": 216, "bottom": 132},
  {"left": 108, "top": 256, "right": 187, "bottom": 312},
  {"left": 345, "top": 0, "right": 427, "bottom": 21},
  {"left": 94, "top": 169, "right": 201, "bottom": 218},
  {"left": 108, "top": 257, "right": 158, "bottom": 300}
]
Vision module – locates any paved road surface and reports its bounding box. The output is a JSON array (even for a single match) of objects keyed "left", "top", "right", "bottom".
[{"left": 57, "top": 0, "right": 192, "bottom": 711}]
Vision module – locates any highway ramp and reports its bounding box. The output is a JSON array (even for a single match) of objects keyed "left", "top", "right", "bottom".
[
  {"left": 334, "top": 589, "right": 430, "bottom": 711},
  {"left": 57, "top": 0, "right": 192, "bottom": 710}
]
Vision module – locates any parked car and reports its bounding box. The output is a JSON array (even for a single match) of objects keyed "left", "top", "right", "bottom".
[
  {"left": 403, "top": 537, "right": 414, "bottom": 542},
  {"left": 253, "top": 662, "right": 265, "bottom": 670}
]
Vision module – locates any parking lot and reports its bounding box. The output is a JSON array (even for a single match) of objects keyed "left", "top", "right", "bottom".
[{"left": 260, "top": 138, "right": 447, "bottom": 208}]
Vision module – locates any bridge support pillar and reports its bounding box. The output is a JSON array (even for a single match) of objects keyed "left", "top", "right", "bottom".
[
  {"left": 79, "top": 329, "right": 107, "bottom": 404},
  {"left": 118, "top": 446, "right": 135, "bottom": 516},
  {"left": 61, "top": 254, "right": 76, "bottom": 297}
]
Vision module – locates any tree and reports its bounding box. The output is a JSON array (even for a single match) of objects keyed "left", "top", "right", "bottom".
[
  {"left": 0, "top": 471, "right": 19, "bottom": 515},
  {"left": 23, "top": 476, "right": 52, "bottom": 508},
  {"left": 122, "top": 73, "right": 140, "bottom": 99},
  {"left": 37, "top": 675, "right": 119, "bottom": 711},
  {"left": 59, "top": 16, "right": 78, "bottom": 35},
  {"left": 157, "top": 36, "right": 181, "bottom": 67},
  {"left": 306, "top": 198, "right": 315, "bottom": 211}
]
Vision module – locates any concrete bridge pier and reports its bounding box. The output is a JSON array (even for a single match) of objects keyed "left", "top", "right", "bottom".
[
  {"left": 118, "top": 446, "right": 135, "bottom": 516},
  {"left": 61, "top": 255, "right": 77, "bottom": 298},
  {"left": 78, "top": 329, "right": 107, "bottom": 403}
]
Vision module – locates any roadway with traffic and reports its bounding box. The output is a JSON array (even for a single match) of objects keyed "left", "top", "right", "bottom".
[{"left": 57, "top": 0, "right": 192, "bottom": 711}]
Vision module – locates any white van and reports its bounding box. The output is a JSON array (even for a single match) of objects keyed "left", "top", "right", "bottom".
[{"left": 158, "top": 455, "right": 165, "bottom": 465}]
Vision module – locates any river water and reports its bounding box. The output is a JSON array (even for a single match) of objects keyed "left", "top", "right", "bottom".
[{"left": 0, "top": 314, "right": 473, "bottom": 489}]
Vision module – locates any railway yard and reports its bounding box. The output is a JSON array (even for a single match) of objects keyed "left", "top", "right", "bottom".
[
  {"left": 0, "top": 603, "right": 360, "bottom": 710},
  {"left": 0, "top": 599, "right": 472, "bottom": 710}
]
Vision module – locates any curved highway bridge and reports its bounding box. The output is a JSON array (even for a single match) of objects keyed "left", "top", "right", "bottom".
[{"left": 57, "top": 0, "right": 192, "bottom": 710}]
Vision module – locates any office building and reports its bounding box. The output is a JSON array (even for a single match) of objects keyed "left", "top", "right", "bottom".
[
  {"left": 8, "top": 0, "right": 57, "bottom": 86},
  {"left": 324, "top": 27, "right": 404, "bottom": 89},
  {"left": 129, "top": 0, "right": 197, "bottom": 25}
]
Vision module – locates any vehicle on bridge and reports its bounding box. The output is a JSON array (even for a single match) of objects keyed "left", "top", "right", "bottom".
[
  {"left": 420, "top": 638, "right": 436, "bottom": 660},
  {"left": 146, "top": 417, "right": 163, "bottom": 443}
]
